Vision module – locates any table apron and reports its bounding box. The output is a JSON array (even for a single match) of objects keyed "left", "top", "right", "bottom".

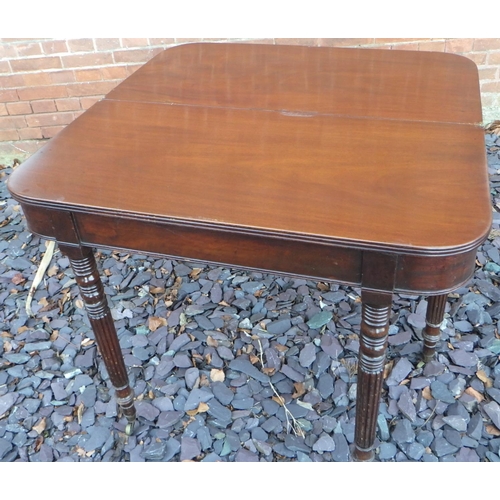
[{"left": 21, "top": 204, "right": 478, "bottom": 295}]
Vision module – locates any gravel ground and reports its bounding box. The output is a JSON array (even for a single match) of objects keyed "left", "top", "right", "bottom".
[{"left": 0, "top": 135, "right": 500, "bottom": 462}]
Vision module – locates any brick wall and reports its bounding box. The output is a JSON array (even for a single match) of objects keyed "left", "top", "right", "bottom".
[{"left": 1, "top": 37, "right": 499, "bottom": 160}]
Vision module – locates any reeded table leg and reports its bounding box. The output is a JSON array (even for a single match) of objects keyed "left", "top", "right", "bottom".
[
  {"left": 422, "top": 294, "right": 447, "bottom": 363},
  {"left": 60, "top": 245, "right": 136, "bottom": 429},
  {"left": 354, "top": 290, "right": 392, "bottom": 462}
]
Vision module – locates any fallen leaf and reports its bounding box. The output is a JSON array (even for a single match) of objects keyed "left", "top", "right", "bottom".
[
  {"left": 465, "top": 386, "right": 484, "bottom": 402},
  {"left": 262, "top": 367, "right": 275, "bottom": 376},
  {"left": 206, "top": 336, "right": 218, "bottom": 347},
  {"left": 399, "top": 379, "right": 410, "bottom": 386},
  {"left": 249, "top": 354, "right": 260, "bottom": 365},
  {"left": 50, "top": 330, "right": 59, "bottom": 342},
  {"left": 148, "top": 316, "right": 167, "bottom": 332},
  {"left": 317, "top": 282, "right": 329, "bottom": 292},
  {"left": 383, "top": 360, "right": 394, "bottom": 380},
  {"left": 272, "top": 395, "right": 285, "bottom": 406},
  {"left": 47, "top": 265, "right": 59, "bottom": 277},
  {"left": 485, "top": 424, "right": 500, "bottom": 436},
  {"left": 292, "top": 382, "right": 306, "bottom": 399},
  {"left": 11, "top": 273, "right": 25, "bottom": 285},
  {"left": 75, "top": 299, "right": 84, "bottom": 309},
  {"left": 186, "top": 402, "right": 209, "bottom": 416},
  {"left": 189, "top": 268, "right": 202, "bottom": 279},
  {"left": 77, "top": 403, "right": 84, "bottom": 424},
  {"left": 476, "top": 370, "right": 493, "bottom": 388},
  {"left": 150, "top": 287, "right": 165, "bottom": 294},
  {"left": 34, "top": 435, "right": 44, "bottom": 452},
  {"left": 422, "top": 386, "right": 433, "bottom": 400},
  {"left": 17, "top": 326, "right": 30, "bottom": 334},
  {"left": 32, "top": 417, "right": 46, "bottom": 435},
  {"left": 210, "top": 369, "right": 225, "bottom": 382}
]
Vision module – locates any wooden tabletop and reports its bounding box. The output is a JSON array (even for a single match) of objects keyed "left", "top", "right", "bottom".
[{"left": 8, "top": 43, "right": 491, "bottom": 256}]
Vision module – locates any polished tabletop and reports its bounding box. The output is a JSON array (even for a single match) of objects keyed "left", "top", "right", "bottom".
[{"left": 8, "top": 43, "right": 491, "bottom": 256}]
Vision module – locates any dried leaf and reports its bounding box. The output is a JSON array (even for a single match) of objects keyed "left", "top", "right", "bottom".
[
  {"left": 476, "top": 370, "right": 493, "bottom": 388},
  {"left": 186, "top": 402, "right": 209, "bottom": 416},
  {"left": 17, "top": 326, "right": 30, "bottom": 334},
  {"left": 486, "top": 424, "right": 500, "bottom": 436},
  {"left": 317, "top": 282, "right": 329, "bottom": 292},
  {"left": 249, "top": 354, "right": 260, "bottom": 365},
  {"left": 50, "top": 330, "right": 59, "bottom": 342},
  {"left": 272, "top": 395, "right": 285, "bottom": 406},
  {"left": 465, "top": 386, "right": 484, "bottom": 402},
  {"left": 210, "top": 369, "right": 225, "bottom": 382},
  {"left": 76, "top": 403, "right": 84, "bottom": 424},
  {"left": 75, "top": 299, "right": 84, "bottom": 310},
  {"left": 32, "top": 417, "right": 46, "bottom": 435},
  {"left": 189, "top": 268, "right": 202, "bottom": 279},
  {"left": 148, "top": 316, "right": 167, "bottom": 332},
  {"left": 383, "top": 360, "right": 394, "bottom": 380},
  {"left": 11, "top": 273, "right": 25, "bottom": 285},
  {"left": 47, "top": 265, "right": 59, "bottom": 277},
  {"left": 3, "top": 341, "right": 12, "bottom": 353},
  {"left": 150, "top": 286, "right": 165, "bottom": 294},
  {"left": 38, "top": 296, "right": 49, "bottom": 307},
  {"left": 399, "top": 379, "right": 410, "bottom": 386},
  {"left": 292, "top": 382, "right": 306, "bottom": 399},
  {"left": 422, "top": 386, "right": 433, "bottom": 400},
  {"left": 206, "top": 336, "right": 218, "bottom": 347},
  {"left": 26, "top": 240, "right": 55, "bottom": 316},
  {"left": 262, "top": 367, "right": 275, "bottom": 376}
]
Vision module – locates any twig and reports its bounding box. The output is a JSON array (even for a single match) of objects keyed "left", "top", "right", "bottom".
[
  {"left": 25, "top": 240, "right": 56, "bottom": 317},
  {"left": 246, "top": 332, "right": 305, "bottom": 437}
]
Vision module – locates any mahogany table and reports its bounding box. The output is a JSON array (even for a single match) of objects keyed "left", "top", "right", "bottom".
[{"left": 8, "top": 43, "right": 492, "bottom": 461}]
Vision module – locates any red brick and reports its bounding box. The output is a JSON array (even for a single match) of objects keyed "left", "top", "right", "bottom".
[
  {"left": 392, "top": 42, "right": 419, "bottom": 51},
  {"left": 26, "top": 111, "right": 75, "bottom": 128},
  {"left": 487, "top": 51, "right": 500, "bottom": 65},
  {"left": 473, "top": 38, "right": 500, "bottom": 51},
  {"left": 113, "top": 49, "right": 156, "bottom": 63},
  {"left": 479, "top": 67, "right": 499, "bottom": 80},
  {"left": 6, "top": 101, "right": 32, "bottom": 115},
  {"left": 0, "top": 89, "right": 19, "bottom": 103},
  {"left": 148, "top": 38, "right": 175, "bottom": 46},
  {"left": 62, "top": 53, "right": 113, "bottom": 68},
  {"left": 49, "top": 70, "right": 76, "bottom": 84},
  {"left": 0, "top": 74, "right": 25, "bottom": 89},
  {"left": 466, "top": 52, "right": 488, "bottom": 65},
  {"left": 174, "top": 38, "right": 205, "bottom": 43},
  {"left": 66, "top": 81, "right": 118, "bottom": 97},
  {"left": 55, "top": 98, "right": 81, "bottom": 111},
  {"left": 0, "top": 60, "right": 10, "bottom": 73},
  {"left": 239, "top": 39, "right": 275, "bottom": 45},
  {"left": 30, "top": 100, "right": 57, "bottom": 113},
  {"left": 17, "top": 86, "right": 67, "bottom": 101},
  {"left": 275, "top": 38, "right": 318, "bottom": 46},
  {"left": 0, "top": 115, "right": 26, "bottom": 128},
  {"left": 0, "top": 140, "right": 45, "bottom": 157},
  {"left": 15, "top": 42, "right": 42, "bottom": 57},
  {"left": 0, "top": 129, "right": 20, "bottom": 141},
  {"left": 10, "top": 56, "right": 62, "bottom": 72},
  {"left": 22, "top": 72, "right": 53, "bottom": 87},
  {"left": 94, "top": 38, "right": 121, "bottom": 51},
  {"left": 318, "top": 38, "right": 374, "bottom": 47},
  {"left": 0, "top": 103, "right": 7, "bottom": 116},
  {"left": 67, "top": 38, "right": 95, "bottom": 52},
  {"left": 126, "top": 64, "right": 143, "bottom": 75},
  {"left": 41, "top": 40, "right": 68, "bottom": 54},
  {"left": 19, "top": 127, "right": 43, "bottom": 140},
  {"left": 74, "top": 68, "right": 103, "bottom": 82},
  {"left": 121, "top": 38, "right": 150, "bottom": 48},
  {"left": 0, "top": 45, "right": 17, "bottom": 59},
  {"left": 79, "top": 96, "right": 102, "bottom": 109},
  {"left": 100, "top": 65, "right": 129, "bottom": 80},
  {"left": 374, "top": 38, "right": 426, "bottom": 44},
  {"left": 445, "top": 38, "right": 475, "bottom": 54},
  {"left": 481, "top": 81, "right": 500, "bottom": 92},
  {"left": 419, "top": 41, "right": 446, "bottom": 52},
  {"left": 41, "top": 125, "right": 67, "bottom": 138}
]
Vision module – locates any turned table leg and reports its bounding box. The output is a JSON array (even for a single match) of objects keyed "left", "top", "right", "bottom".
[
  {"left": 59, "top": 245, "right": 136, "bottom": 430},
  {"left": 422, "top": 294, "right": 447, "bottom": 363},
  {"left": 353, "top": 289, "right": 392, "bottom": 461}
]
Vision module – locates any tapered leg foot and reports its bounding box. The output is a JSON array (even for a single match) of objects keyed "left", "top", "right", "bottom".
[
  {"left": 60, "top": 245, "right": 136, "bottom": 425},
  {"left": 422, "top": 294, "right": 447, "bottom": 363},
  {"left": 353, "top": 290, "right": 392, "bottom": 462}
]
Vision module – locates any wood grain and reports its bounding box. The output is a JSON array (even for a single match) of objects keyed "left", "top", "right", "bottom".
[{"left": 8, "top": 99, "right": 490, "bottom": 256}]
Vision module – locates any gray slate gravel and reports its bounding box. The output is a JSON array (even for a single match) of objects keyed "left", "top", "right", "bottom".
[{"left": 1, "top": 136, "right": 500, "bottom": 462}]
